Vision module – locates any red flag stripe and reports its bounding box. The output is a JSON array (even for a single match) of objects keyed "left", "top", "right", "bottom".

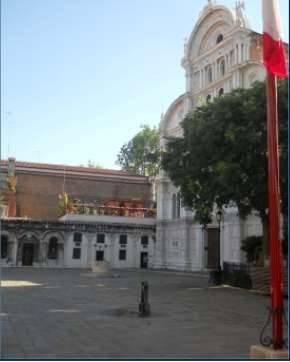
[
  {"left": 263, "top": 32, "right": 287, "bottom": 79},
  {"left": 262, "top": 0, "right": 287, "bottom": 79}
]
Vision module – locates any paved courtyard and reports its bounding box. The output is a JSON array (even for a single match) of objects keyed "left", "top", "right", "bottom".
[{"left": 1, "top": 268, "right": 288, "bottom": 359}]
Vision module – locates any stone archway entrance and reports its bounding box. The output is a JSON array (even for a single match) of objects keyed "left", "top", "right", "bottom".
[
  {"left": 17, "top": 235, "right": 40, "bottom": 266},
  {"left": 22, "top": 243, "right": 34, "bottom": 266},
  {"left": 43, "top": 233, "right": 65, "bottom": 267}
]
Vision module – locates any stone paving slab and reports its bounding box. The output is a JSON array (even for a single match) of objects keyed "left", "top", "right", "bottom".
[{"left": 1, "top": 268, "right": 288, "bottom": 359}]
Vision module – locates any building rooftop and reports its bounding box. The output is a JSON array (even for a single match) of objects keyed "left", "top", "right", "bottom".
[{"left": 0, "top": 159, "right": 149, "bottom": 181}]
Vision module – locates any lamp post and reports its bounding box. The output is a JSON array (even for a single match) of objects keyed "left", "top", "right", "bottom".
[{"left": 216, "top": 209, "right": 223, "bottom": 284}]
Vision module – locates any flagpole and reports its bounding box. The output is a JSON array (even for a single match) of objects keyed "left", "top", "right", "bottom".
[{"left": 266, "top": 73, "right": 284, "bottom": 349}]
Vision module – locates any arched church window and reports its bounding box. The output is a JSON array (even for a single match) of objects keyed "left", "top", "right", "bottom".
[
  {"left": 48, "top": 237, "right": 58, "bottom": 259},
  {"left": 220, "top": 59, "right": 225, "bottom": 76},
  {"left": 206, "top": 94, "right": 211, "bottom": 103},
  {"left": 218, "top": 88, "right": 224, "bottom": 97},
  {"left": 1, "top": 235, "right": 8, "bottom": 259},
  {"left": 241, "top": 43, "right": 244, "bottom": 62},
  {"left": 208, "top": 67, "right": 213, "bottom": 83},
  {"left": 172, "top": 194, "right": 177, "bottom": 219},
  {"left": 216, "top": 34, "right": 223, "bottom": 44}
]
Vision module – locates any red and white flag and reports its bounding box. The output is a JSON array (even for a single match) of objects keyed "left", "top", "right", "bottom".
[{"left": 262, "top": 0, "right": 287, "bottom": 78}]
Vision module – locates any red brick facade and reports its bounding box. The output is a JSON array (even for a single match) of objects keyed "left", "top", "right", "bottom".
[{"left": 0, "top": 159, "right": 153, "bottom": 220}]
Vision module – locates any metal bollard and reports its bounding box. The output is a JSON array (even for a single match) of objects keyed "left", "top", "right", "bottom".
[{"left": 138, "top": 281, "right": 150, "bottom": 317}]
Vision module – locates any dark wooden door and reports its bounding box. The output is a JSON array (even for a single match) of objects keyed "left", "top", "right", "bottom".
[
  {"left": 140, "top": 252, "right": 148, "bottom": 269},
  {"left": 207, "top": 228, "right": 220, "bottom": 269},
  {"left": 22, "top": 244, "right": 34, "bottom": 266}
]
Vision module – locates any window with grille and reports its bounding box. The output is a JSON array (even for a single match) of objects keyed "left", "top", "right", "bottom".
[
  {"left": 119, "top": 249, "right": 126, "bottom": 260},
  {"left": 119, "top": 235, "right": 127, "bottom": 245},
  {"left": 97, "top": 234, "right": 105, "bottom": 243},
  {"left": 72, "top": 248, "right": 81, "bottom": 259},
  {"left": 73, "top": 232, "right": 82, "bottom": 243},
  {"left": 141, "top": 235, "right": 149, "bottom": 248}
]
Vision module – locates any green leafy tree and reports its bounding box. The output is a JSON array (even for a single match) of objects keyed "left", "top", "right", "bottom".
[
  {"left": 116, "top": 125, "right": 160, "bottom": 176},
  {"left": 162, "top": 80, "right": 288, "bottom": 259}
]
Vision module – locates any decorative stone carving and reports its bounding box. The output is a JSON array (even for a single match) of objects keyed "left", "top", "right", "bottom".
[{"left": 235, "top": 0, "right": 248, "bottom": 28}]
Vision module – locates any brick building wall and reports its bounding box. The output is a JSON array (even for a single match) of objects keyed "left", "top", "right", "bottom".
[{"left": 0, "top": 159, "right": 153, "bottom": 220}]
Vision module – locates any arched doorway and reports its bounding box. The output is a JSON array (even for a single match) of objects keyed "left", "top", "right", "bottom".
[
  {"left": 22, "top": 243, "right": 34, "bottom": 266},
  {"left": 42, "top": 232, "right": 65, "bottom": 267},
  {"left": 48, "top": 237, "right": 58, "bottom": 260},
  {"left": 17, "top": 234, "right": 40, "bottom": 266},
  {"left": 1, "top": 235, "right": 8, "bottom": 260}
]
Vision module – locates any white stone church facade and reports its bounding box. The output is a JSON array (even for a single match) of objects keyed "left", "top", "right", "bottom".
[{"left": 154, "top": 1, "right": 266, "bottom": 271}]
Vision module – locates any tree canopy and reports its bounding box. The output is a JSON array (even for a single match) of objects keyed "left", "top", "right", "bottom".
[
  {"left": 162, "top": 80, "right": 288, "bottom": 231},
  {"left": 116, "top": 125, "right": 160, "bottom": 176}
]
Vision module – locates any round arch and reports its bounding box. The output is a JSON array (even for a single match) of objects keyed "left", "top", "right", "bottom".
[
  {"left": 16, "top": 232, "right": 40, "bottom": 266},
  {"left": 160, "top": 93, "right": 191, "bottom": 137},
  {"left": 185, "top": 5, "right": 236, "bottom": 60},
  {"left": 41, "top": 231, "right": 65, "bottom": 244}
]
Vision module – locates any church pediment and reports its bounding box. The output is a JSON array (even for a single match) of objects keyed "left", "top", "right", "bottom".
[{"left": 186, "top": 6, "right": 235, "bottom": 61}]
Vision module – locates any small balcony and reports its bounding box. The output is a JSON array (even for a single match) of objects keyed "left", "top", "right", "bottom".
[{"left": 59, "top": 202, "right": 156, "bottom": 225}]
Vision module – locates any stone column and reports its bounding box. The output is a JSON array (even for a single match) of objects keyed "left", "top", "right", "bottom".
[
  {"left": 86, "top": 233, "right": 95, "bottom": 268},
  {"left": 247, "top": 43, "right": 250, "bottom": 61},
  {"left": 234, "top": 47, "right": 237, "bottom": 65},
  {"left": 134, "top": 232, "right": 140, "bottom": 268},
  {"left": 16, "top": 242, "right": 22, "bottom": 266},
  {"left": 7, "top": 242, "right": 15, "bottom": 264},
  {"left": 185, "top": 222, "right": 192, "bottom": 271},
  {"left": 110, "top": 234, "right": 115, "bottom": 268},
  {"left": 39, "top": 242, "right": 48, "bottom": 266},
  {"left": 63, "top": 232, "right": 71, "bottom": 268},
  {"left": 161, "top": 225, "right": 167, "bottom": 268},
  {"left": 199, "top": 70, "right": 202, "bottom": 89},
  {"left": 58, "top": 243, "right": 64, "bottom": 267},
  {"left": 185, "top": 66, "right": 192, "bottom": 93}
]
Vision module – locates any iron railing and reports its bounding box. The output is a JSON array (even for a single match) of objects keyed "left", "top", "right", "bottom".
[{"left": 69, "top": 203, "right": 156, "bottom": 218}]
